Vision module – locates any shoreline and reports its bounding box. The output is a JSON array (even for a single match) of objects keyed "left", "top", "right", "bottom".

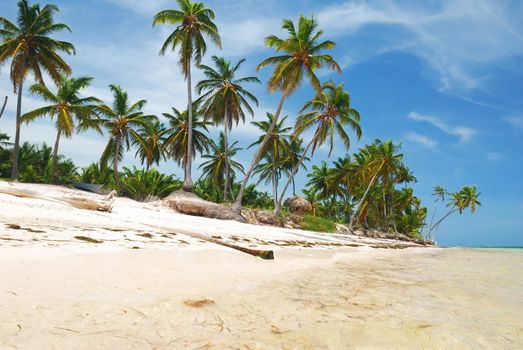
[{"left": 2, "top": 182, "right": 521, "bottom": 348}]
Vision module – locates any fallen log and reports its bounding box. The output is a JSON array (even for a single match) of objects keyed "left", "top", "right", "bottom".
[
  {"left": 0, "top": 183, "right": 116, "bottom": 212},
  {"left": 149, "top": 224, "right": 274, "bottom": 260}
]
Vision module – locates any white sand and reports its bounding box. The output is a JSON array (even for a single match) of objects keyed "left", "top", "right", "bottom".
[{"left": 1, "top": 182, "right": 522, "bottom": 349}]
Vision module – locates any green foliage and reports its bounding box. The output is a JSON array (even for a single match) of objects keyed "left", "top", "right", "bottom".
[
  {"left": 77, "top": 162, "right": 115, "bottom": 187},
  {"left": 119, "top": 166, "right": 182, "bottom": 201},
  {"left": 16, "top": 142, "right": 77, "bottom": 185},
  {"left": 300, "top": 215, "right": 337, "bottom": 233}
]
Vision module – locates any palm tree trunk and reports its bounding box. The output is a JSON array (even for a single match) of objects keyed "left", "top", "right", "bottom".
[
  {"left": 271, "top": 150, "right": 277, "bottom": 207},
  {"left": 426, "top": 207, "right": 458, "bottom": 241},
  {"left": 390, "top": 188, "right": 397, "bottom": 232},
  {"left": 11, "top": 81, "right": 24, "bottom": 180},
  {"left": 382, "top": 188, "right": 387, "bottom": 231},
  {"left": 232, "top": 93, "right": 287, "bottom": 213},
  {"left": 292, "top": 177, "right": 296, "bottom": 196},
  {"left": 223, "top": 115, "right": 229, "bottom": 201},
  {"left": 114, "top": 137, "right": 122, "bottom": 192},
  {"left": 52, "top": 128, "right": 62, "bottom": 184},
  {"left": 274, "top": 138, "right": 314, "bottom": 214},
  {"left": 0, "top": 96, "right": 7, "bottom": 119},
  {"left": 349, "top": 163, "right": 383, "bottom": 229},
  {"left": 183, "top": 59, "right": 193, "bottom": 191}
]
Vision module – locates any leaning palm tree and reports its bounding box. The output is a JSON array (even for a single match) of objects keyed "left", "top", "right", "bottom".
[
  {"left": 196, "top": 56, "right": 260, "bottom": 200},
  {"left": 97, "top": 85, "right": 154, "bottom": 192},
  {"left": 0, "top": 0, "right": 75, "bottom": 180},
  {"left": 153, "top": 0, "right": 221, "bottom": 191},
  {"left": 199, "top": 132, "right": 244, "bottom": 197},
  {"left": 20, "top": 75, "right": 100, "bottom": 183},
  {"left": 163, "top": 106, "right": 211, "bottom": 169},
  {"left": 427, "top": 186, "right": 481, "bottom": 241},
  {"left": 232, "top": 15, "right": 341, "bottom": 213},
  {"left": 349, "top": 140, "right": 403, "bottom": 229},
  {"left": 275, "top": 81, "right": 362, "bottom": 214}
]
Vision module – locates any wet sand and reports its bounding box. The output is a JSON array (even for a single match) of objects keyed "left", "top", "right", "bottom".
[{"left": 1, "top": 247, "right": 522, "bottom": 349}]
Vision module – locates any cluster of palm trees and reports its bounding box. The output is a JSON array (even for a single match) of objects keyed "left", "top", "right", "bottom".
[{"left": 0, "top": 0, "right": 480, "bottom": 238}]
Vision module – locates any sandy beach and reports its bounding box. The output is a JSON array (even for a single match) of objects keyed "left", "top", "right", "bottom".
[{"left": 1, "top": 182, "right": 522, "bottom": 349}]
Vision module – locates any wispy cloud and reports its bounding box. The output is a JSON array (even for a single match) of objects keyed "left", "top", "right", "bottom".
[
  {"left": 405, "top": 132, "right": 437, "bottom": 149},
  {"left": 408, "top": 111, "right": 475, "bottom": 142},
  {"left": 503, "top": 116, "right": 523, "bottom": 130},
  {"left": 317, "top": 0, "right": 523, "bottom": 93}
]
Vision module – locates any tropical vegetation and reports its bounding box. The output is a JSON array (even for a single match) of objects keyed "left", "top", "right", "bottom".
[{"left": 0, "top": 0, "right": 481, "bottom": 241}]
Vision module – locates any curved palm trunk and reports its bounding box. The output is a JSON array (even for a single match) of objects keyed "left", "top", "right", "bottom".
[
  {"left": 183, "top": 60, "right": 194, "bottom": 191},
  {"left": 11, "top": 81, "right": 24, "bottom": 181},
  {"left": 232, "top": 93, "right": 287, "bottom": 213},
  {"left": 223, "top": 115, "right": 229, "bottom": 201},
  {"left": 113, "top": 137, "right": 122, "bottom": 192},
  {"left": 52, "top": 129, "right": 62, "bottom": 184},
  {"left": 0, "top": 96, "right": 7, "bottom": 119},
  {"left": 348, "top": 163, "right": 384, "bottom": 229},
  {"left": 274, "top": 138, "right": 314, "bottom": 214},
  {"left": 426, "top": 207, "right": 458, "bottom": 241}
]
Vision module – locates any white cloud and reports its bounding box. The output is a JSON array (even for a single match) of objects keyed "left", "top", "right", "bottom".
[
  {"left": 408, "top": 111, "right": 475, "bottom": 142},
  {"left": 405, "top": 132, "right": 437, "bottom": 149},
  {"left": 503, "top": 116, "right": 523, "bottom": 129},
  {"left": 317, "top": 0, "right": 523, "bottom": 92}
]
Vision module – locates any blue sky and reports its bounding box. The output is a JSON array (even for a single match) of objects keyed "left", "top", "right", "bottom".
[{"left": 1, "top": 0, "right": 522, "bottom": 247}]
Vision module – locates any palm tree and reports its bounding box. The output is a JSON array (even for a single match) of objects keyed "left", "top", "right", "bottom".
[
  {"left": 427, "top": 186, "right": 481, "bottom": 240},
  {"left": 163, "top": 106, "right": 211, "bottom": 169},
  {"left": 349, "top": 140, "right": 403, "bottom": 229},
  {"left": 306, "top": 162, "right": 333, "bottom": 201},
  {"left": 199, "top": 132, "right": 244, "bottom": 197},
  {"left": 282, "top": 138, "right": 310, "bottom": 196},
  {"left": 0, "top": 0, "right": 75, "bottom": 180},
  {"left": 153, "top": 0, "right": 221, "bottom": 191},
  {"left": 97, "top": 85, "right": 154, "bottom": 192},
  {"left": 249, "top": 113, "right": 292, "bottom": 206},
  {"left": 275, "top": 81, "right": 362, "bottom": 213},
  {"left": 135, "top": 119, "right": 167, "bottom": 170},
  {"left": 196, "top": 56, "right": 260, "bottom": 200},
  {"left": 233, "top": 15, "right": 341, "bottom": 213},
  {"left": 20, "top": 75, "right": 100, "bottom": 183}
]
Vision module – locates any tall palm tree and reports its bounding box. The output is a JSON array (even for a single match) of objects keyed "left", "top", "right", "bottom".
[
  {"left": 134, "top": 119, "right": 167, "bottom": 170},
  {"left": 97, "top": 85, "right": 154, "bottom": 192},
  {"left": 20, "top": 75, "right": 100, "bottom": 183},
  {"left": 0, "top": 0, "right": 75, "bottom": 180},
  {"left": 233, "top": 15, "right": 341, "bottom": 213},
  {"left": 163, "top": 106, "right": 211, "bottom": 169},
  {"left": 199, "top": 132, "right": 244, "bottom": 196},
  {"left": 153, "top": 0, "right": 221, "bottom": 191},
  {"left": 249, "top": 113, "right": 292, "bottom": 206},
  {"left": 196, "top": 56, "right": 260, "bottom": 200},
  {"left": 275, "top": 81, "right": 362, "bottom": 213}
]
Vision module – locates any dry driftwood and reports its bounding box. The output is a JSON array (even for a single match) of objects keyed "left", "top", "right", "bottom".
[
  {"left": 149, "top": 224, "right": 274, "bottom": 260},
  {"left": 0, "top": 184, "right": 116, "bottom": 212}
]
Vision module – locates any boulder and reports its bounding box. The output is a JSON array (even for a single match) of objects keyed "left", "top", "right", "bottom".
[
  {"left": 284, "top": 196, "right": 313, "bottom": 214},
  {"left": 160, "top": 190, "right": 247, "bottom": 223}
]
